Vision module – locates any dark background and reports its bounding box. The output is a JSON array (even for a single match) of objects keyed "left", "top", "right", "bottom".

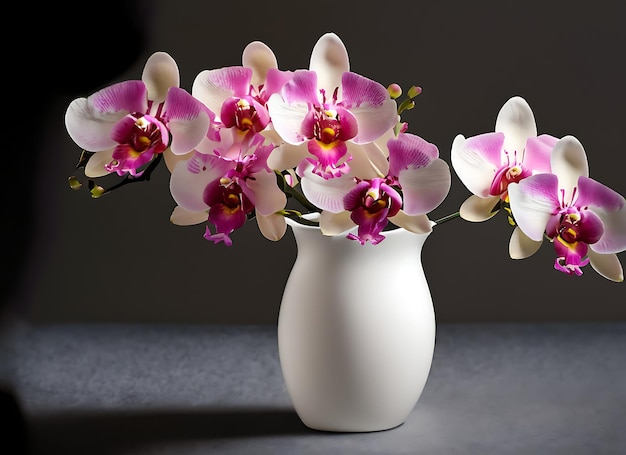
[{"left": 4, "top": 0, "right": 625, "bottom": 326}]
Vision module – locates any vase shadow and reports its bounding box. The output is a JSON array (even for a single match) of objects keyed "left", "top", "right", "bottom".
[{"left": 26, "top": 406, "right": 308, "bottom": 455}]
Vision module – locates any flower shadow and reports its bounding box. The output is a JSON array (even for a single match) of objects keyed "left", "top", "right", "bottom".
[{"left": 27, "top": 406, "right": 308, "bottom": 454}]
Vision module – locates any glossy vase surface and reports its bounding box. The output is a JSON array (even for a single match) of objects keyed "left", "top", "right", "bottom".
[{"left": 278, "top": 218, "right": 436, "bottom": 432}]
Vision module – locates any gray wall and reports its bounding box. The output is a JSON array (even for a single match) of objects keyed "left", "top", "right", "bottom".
[{"left": 8, "top": 1, "right": 625, "bottom": 324}]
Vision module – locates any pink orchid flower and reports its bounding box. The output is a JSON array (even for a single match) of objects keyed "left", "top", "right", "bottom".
[
  {"left": 450, "top": 96, "right": 559, "bottom": 258},
  {"left": 191, "top": 41, "right": 292, "bottom": 158},
  {"left": 65, "top": 52, "right": 211, "bottom": 177},
  {"left": 298, "top": 132, "right": 451, "bottom": 244},
  {"left": 169, "top": 134, "right": 287, "bottom": 245},
  {"left": 266, "top": 33, "right": 399, "bottom": 180},
  {"left": 508, "top": 135, "right": 626, "bottom": 281}
]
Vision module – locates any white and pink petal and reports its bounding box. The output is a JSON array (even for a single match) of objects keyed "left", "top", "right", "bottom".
[
  {"left": 299, "top": 164, "right": 355, "bottom": 212},
  {"left": 450, "top": 132, "right": 504, "bottom": 197},
  {"left": 508, "top": 173, "right": 561, "bottom": 241},
  {"left": 169, "top": 153, "right": 233, "bottom": 212},
  {"left": 389, "top": 212, "right": 433, "bottom": 234},
  {"left": 169, "top": 205, "right": 208, "bottom": 226},
  {"left": 459, "top": 194, "right": 501, "bottom": 222},
  {"left": 577, "top": 176, "right": 626, "bottom": 254},
  {"left": 84, "top": 148, "right": 115, "bottom": 178},
  {"left": 142, "top": 51, "right": 180, "bottom": 104},
  {"left": 243, "top": 171, "right": 287, "bottom": 216},
  {"left": 524, "top": 134, "right": 558, "bottom": 173},
  {"left": 494, "top": 96, "right": 537, "bottom": 154},
  {"left": 550, "top": 135, "right": 589, "bottom": 202},
  {"left": 309, "top": 32, "right": 349, "bottom": 97},
  {"left": 508, "top": 226, "right": 543, "bottom": 259},
  {"left": 587, "top": 250, "right": 624, "bottom": 282},
  {"left": 256, "top": 212, "right": 287, "bottom": 241},
  {"left": 241, "top": 41, "right": 278, "bottom": 88},
  {"left": 192, "top": 67, "right": 253, "bottom": 115},
  {"left": 163, "top": 87, "right": 212, "bottom": 155},
  {"left": 319, "top": 210, "right": 355, "bottom": 236},
  {"left": 399, "top": 159, "right": 451, "bottom": 215},
  {"left": 65, "top": 81, "right": 148, "bottom": 152},
  {"left": 266, "top": 94, "right": 310, "bottom": 144},
  {"left": 388, "top": 133, "right": 439, "bottom": 178}
]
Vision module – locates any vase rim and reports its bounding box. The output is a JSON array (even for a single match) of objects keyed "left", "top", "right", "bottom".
[{"left": 285, "top": 212, "right": 433, "bottom": 239}]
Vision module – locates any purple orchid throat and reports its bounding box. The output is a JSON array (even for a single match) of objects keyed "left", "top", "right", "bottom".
[
  {"left": 548, "top": 186, "right": 604, "bottom": 276},
  {"left": 303, "top": 88, "right": 358, "bottom": 180},
  {"left": 489, "top": 149, "right": 532, "bottom": 198},
  {"left": 221, "top": 96, "right": 270, "bottom": 134},
  {"left": 108, "top": 113, "right": 169, "bottom": 176},
  {"left": 203, "top": 177, "right": 253, "bottom": 246},
  {"left": 345, "top": 178, "right": 402, "bottom": 245}
]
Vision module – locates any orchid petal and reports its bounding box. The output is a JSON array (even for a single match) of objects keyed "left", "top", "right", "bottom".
[
  {"left": 243, "top": 171, "right": 287, "bottom": 216},
  {"left": 192, "top": 67, "right": 253, "bottom": 114},
  {"left": 451, "top": 133, "right": 504, "bottom": 197},
  {"left": 256, "top": 213, "right": 287, "bottom": 241},
  {"left": 309, "top": 32, "right": 349, "bottom": 96},
  {"left": 340, "top": 74, "right": 398, "bottom": 144},
  {"left": 550, "top": 135, "right": 589, "bottom": 203},
  {"left": 84, "top": 149, "right": 115, "bottom": 178},
  {"left": 142, "top": 52, "right": 180, "bottom": 104},
  {"left": 91, "top": 80, "right": 148, "bottom": 114},
  {"left": 300, "top": 164, "right": 355, "bottom": 212},
  {"left": 459, "top": 194, "right": 500, "bottom": 222},
  {"left": 349, "top": 99, "right": 399, "bottom": 144},
  {"left": 263, "top": 68, "right": 294, "bottom": 99},
  {"left": 508, "top": 173, "right": 560, "bottom": 241},
  {"left": 169, "top": 110, "right": 210, "bottom": 156},
  {"left": 509, "top": 226, "right": 543, "bottom": 259},
  {"left": 495, "top": 96, "right": 537, "bottom": 154},
  {"left": 399, "top": 159, "right": 451, "bottom": 215},
  {"left": 350, "top": 141, "right": 388, "bottom": 179},
  {"left": 280, "top": 70, "right": 320, "bottom": 104},
  {"left": 169, "top": 153, "right": 233, "bottom": 212},
  {"left": 390, "top": 212, "right": 433, "bottom": 234},
  {"left": 65, "top": 81, "right": 148, "bottom": 151},
  {"left": 266, "top": 93, "right": 310, "bottom": 144},
  {"left": 319, "top": 210, "right": 355, "bottom": 235},
  {"left": 340, "top": 72, "right": 389, "bottom": 109},
  {"left": 577, "top": 176, "right": 626, "bottom": 254},
  {"left": 523, "top": 134, "right": 558, "bottom": 173},
  {"left": 388, "top": 133, "right": 439, "bottom": 178},
  {"left": 163, "top": 148, "right": 192, "bottom": 173},
  {"left": 170, "top": 205, "right": 208, "bottom": 226},
  {"left": 588, "top": 250, "right": 624, "bottom": 282},
  {"left": 373, "top": 127, "right": 397, "bottom": 159},
  {"left": 164, "top": 87, "right": 211, "bottom": 155},
  {"left": 242, "top": 41, "right": 277, "bottom": 88},
  {"left": 265, "top": 138, "right": 309, "bottom": 171}
]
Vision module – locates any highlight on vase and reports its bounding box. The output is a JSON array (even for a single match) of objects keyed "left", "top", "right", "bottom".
[{"left": 65, "top": 32, "right": 626, "bottom": 282}]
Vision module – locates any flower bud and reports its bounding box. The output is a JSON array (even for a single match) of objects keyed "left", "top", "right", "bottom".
[
  {"left": 407, "top": 86, "right": 422, "bottom": 98},
  {"left": 387, "top": 83, "right": 402, "bottom": 99}
]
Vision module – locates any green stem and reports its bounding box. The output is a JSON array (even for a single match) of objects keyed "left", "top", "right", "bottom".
[
  {"left": 275, "top": 171, "right": 319, "bottom": 212},
  {"left": 93, "top": 154, "right": 163, "bottom": 196},
  {"left": 433, "top": 211, "right": 461, "bottom": 226}
]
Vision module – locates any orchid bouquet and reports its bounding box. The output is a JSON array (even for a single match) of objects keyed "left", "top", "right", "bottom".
[{"left": 64, "top": 32, "right": 626, "bottom": 282}]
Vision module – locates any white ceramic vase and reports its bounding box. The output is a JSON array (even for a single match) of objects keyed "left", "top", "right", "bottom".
[{"left": 277, "top": 217, "right": 436, "bottom": 432}]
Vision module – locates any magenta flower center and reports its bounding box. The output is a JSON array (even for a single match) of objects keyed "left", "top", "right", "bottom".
[
  {"left": 490, "top": 150, "right": 532, "bottom": 198},
  {"left": 312, "top": 108, "right": 341, "bottom": 144},
  {"left": 127, "top": 115, "right": 167, "bottom": 154},
  {"left": 107, "top": 114, "right": 168, "bottom": 176}
]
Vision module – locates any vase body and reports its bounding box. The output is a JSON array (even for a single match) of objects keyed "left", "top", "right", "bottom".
[{"left": 277, "top": 219, "right": 436, "bottom": 432}]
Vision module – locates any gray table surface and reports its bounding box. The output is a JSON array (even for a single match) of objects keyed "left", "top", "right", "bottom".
[{"left": 1, "top": 319, "right": 625, "bottom": 455}]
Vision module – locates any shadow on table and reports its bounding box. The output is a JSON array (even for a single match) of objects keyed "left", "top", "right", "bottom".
[{"left": 27, "top": 407, "right": 309, "bottom": 454}]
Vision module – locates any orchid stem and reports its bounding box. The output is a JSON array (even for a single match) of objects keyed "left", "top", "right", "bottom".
[
  {"left": 276, "top": 171, "right": 319, "bottom": 213},
  {"left": 433, "top": 211, "right": 460, "bottom": 226}
]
